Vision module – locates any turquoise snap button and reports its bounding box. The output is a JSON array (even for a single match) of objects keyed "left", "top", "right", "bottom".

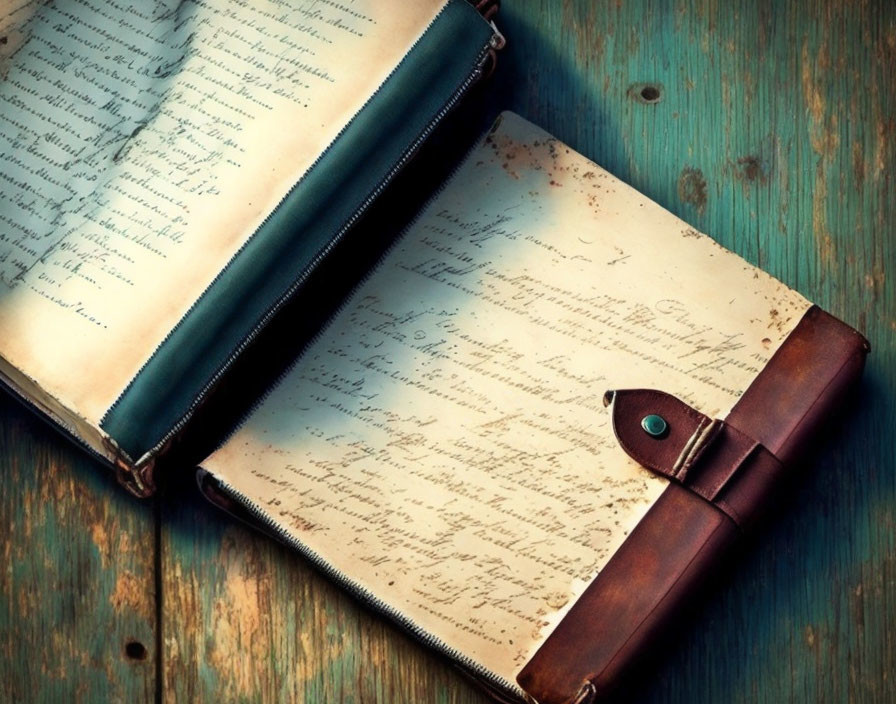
[{"left": 641, "top": 414, "right": 668, "bottom": 437}]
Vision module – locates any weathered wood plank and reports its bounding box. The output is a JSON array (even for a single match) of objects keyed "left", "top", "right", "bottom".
[
  {"left": 0, "top": 394, "right": 156, "bottom": 703},
  {"left": 159, "top": 480, "right": 490, "bottom": 703}
]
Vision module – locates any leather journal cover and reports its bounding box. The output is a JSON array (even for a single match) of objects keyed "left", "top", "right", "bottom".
[
  {"left": 196, "top": 112, "right": 869, "bottom": 702},
  {"left": 517, "top": 306, "right": 869, "bottom": 703}
]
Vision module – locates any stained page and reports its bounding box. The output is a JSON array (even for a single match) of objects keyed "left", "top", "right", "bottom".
[
  {"left": 205, "top": 112, "right": 811, "bottom": 688},
  {"left": 0, "top": 0, "right": 448, "bottom": 431}
]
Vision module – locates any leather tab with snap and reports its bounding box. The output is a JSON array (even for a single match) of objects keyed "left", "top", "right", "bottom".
[{"left": 605, "top": 388, "right": 785, "bottom": 530}]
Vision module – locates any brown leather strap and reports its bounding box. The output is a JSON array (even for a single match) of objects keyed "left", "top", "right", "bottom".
[
  {"left": 516, "top": 484, "right": 738, "bottom": 704},
  {"left": 726, "top": 305, "right": 869, "bottom": 465},
  {"left": 689, "top": 422, "right": 784, "bottom": 529},
  {"left": 517, "top": 306, "right": 869, "bottom": 704},
  {"left": 606, "top": 389, "right": 785, "bottom": 530}
]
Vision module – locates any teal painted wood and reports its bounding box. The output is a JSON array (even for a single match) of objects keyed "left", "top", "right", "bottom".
[
  {"left": 484, "top": 0, "right": 895, "bottom": 701},
  {"left": 0, "top": 1, "right": 893, "bottom": 702},
  {"left": 0, "top": 394, "right": 157, "bottom": 703},
  {"left": 158, "top": 479, "right": 488, "bottom": 703}
]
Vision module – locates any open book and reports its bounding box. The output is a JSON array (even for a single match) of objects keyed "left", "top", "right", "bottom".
[
  {"left": 0, "top": 0, "right": 498, "bottom": 495},
  {"left": 1, "top": 4, "right": 868, "bottom": 704}
]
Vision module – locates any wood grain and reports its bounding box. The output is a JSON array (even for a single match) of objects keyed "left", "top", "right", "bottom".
[
  {"left": 1, "top": 1, "right": 894, "bottom": 702},
  {"left": 159, "top": 480, "right": 488, "bottom": 703},
  {"left": 0, "top": 394, "right": 156, "bottom": 703}
]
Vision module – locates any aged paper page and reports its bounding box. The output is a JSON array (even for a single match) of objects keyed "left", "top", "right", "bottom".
[
  {"left": 0, "top": 0, "right": 448, "bottom": 427},
  {"left": 205, "top": 112, "right": 810, "bottom": 686}
]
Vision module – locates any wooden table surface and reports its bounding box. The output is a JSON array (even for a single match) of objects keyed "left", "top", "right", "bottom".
[{"left": 2, "top": 1, "right": 894, "bottom": 702}]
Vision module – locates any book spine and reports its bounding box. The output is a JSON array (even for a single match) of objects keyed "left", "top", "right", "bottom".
[
  {"left": 516, "top": 306, "right": 869, "bottom": 704},
  {"left": 101, "top": 1, "right": 499, "bottom": 492}
]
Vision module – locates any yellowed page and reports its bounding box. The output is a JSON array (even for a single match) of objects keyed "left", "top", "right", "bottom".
[
  {"left": 202, "top": 113, "right": 811, "bottom": 687},
  {"left": 0, "top": 0, "right": 448, "bottom": 433}
]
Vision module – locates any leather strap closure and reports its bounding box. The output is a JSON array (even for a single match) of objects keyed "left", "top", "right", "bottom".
[
  {"left": 605, "top": 389, "right": 784, "bottom": 530},
  {"left": 517, "top": 310, "right": 867, "bottom": 704}
]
